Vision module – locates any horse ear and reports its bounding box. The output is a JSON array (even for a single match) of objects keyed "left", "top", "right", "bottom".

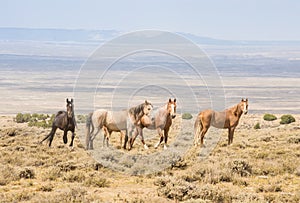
[
  {"left": 174, "top": 98, "right": 176, "bottom": 103},
  {"left": 71, "top": 98, "right": 73, "bottom": 103},
  {"left": 145, "top": 100, "right": 148, "bottom": 104},
  {"left": 241, "top": 98, "right": 244, "bottom": 102},
  {"left": 246, "top": 98, "right": 248, "bottom": 102},
  {"left": 169, "top": 98, "right": 171, "bottom": 102},
  {"left": 66, "top": 98, "right": 69, "bottom": 103}
]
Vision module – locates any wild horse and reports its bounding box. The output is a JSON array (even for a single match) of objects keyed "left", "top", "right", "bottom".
[
  {"left": 130, "top": 98, "right": 177, "bottom": 150},
  {"left": 40, "top": 98, "right": 76, "bottom": 147},
  {"left": 194, "top": 99, "right": 248, "bottom": 146},
  {"left": 85, "top": 100, "right": 153, "bottom": 150}
]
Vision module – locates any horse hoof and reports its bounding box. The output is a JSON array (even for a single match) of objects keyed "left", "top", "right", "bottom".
[
  {"left": 163, "top": 145, "right": 168, "bottom": 150},
  {"left": 144, "top": 144, "right": 149, "bottom": 150}
]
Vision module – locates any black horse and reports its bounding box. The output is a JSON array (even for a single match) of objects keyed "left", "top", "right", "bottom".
[{"left": 40, "top": 98, "right": 76, "bottom": 147}]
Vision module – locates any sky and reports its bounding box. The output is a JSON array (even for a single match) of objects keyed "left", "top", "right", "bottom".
[{"left": 0, "top": 0, "right": 299, "bottom": 41}]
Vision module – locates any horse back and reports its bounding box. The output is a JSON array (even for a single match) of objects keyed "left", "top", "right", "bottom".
[
  {"left": 105, "top": 110, "right": 127, "bottom": 131},
  {"left": 198, "top": 109, "right": 226, "bottom": 129}
]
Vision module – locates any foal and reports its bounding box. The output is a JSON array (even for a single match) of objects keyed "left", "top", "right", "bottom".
[{"left": 194, "top": 99, "right": 248, "bottom": 146}]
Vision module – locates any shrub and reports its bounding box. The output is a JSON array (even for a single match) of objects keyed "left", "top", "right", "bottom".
[
  {"left": 263, "top": 113, "right": 277, "bottom": 121},
  {"left": 254, "top": 122, "right": 261, "bottom": 129},
  {"left": 182, "top": 113, "right": 193, "bottom": 120},
  {"left": 280, "top": 114, "right": 295, "bottom": 124},
  {"left": 15, "top": 113, "right": 31, "bottom": 123},
  {"left": 231, "top": 160, "right": 252, "bottom": 177},
  {"left": 84, "top": 176, "right": 109, "bottom": 187},
  {"left": 19, "top": 168, "right": 35, "bottom": 179}
]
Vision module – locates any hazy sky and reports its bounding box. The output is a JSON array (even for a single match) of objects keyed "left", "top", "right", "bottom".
[{"left": 1, "top": 0, "right": 299, "bottom": 40}]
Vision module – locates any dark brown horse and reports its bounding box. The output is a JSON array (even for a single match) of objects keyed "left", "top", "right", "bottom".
[
  {"left": 85, "top": 100, "right": 153, "bottom": 150},
  {"left": 40, "top": 98, "right": 76, "bottom": 147},
  {"left": 130, "top": 98, "right": 177, "bottom": 149},
  {"left": 194, "top": 99, "right": 248, "bottom": 146}
]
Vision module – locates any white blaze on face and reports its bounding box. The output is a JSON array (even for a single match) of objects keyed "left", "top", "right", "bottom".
[
  {"left": 243, "top": 102, "right": 248, "bottom": 114},
  {"left": 170, "top": 104, "right": 175, "bottom": 116}
]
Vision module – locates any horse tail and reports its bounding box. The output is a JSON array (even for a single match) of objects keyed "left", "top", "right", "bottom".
[
  {"left": 194, "top": 113, "right": 202, "bottom": 145},
  {"left": 85, "top": 112, "right": 93, "bottom": 149}
]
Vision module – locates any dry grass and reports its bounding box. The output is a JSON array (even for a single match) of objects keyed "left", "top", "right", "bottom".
[{"left": 0, "top": 114, "right": 300, "bottom": 202}]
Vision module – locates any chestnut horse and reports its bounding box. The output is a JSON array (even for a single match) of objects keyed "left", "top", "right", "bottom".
[
  {"left": 85, "top": 100, "right": 153, "bottom": 150},
  {"left": 40, "top": 98, "right": 76, "bottom": 147},
  {"left": 131, "top": 98, "right": 177, "bottom": 149},
  {"left": 194, "top": 99, "right": 248, "bottom": 146}
]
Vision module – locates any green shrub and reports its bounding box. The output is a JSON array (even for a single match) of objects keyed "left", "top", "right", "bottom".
[
  {"left": 263, "top": 114, "right": 277, "bottom": 121},
  {"left": 280, "top": 114, "right": 295, "bottom": 124},
  {"left": 15, "top": 113, "right": 31, "bottom": 123},
  {"left": 15, "top": 113, "right": 24, "bottom": 123},
  {"left": 37, "top": 114, "right": 48, "bottom": 120},
  {"left": 15, "top": 113, "right": 54, "bottom": 128},
  {"left": 182, "top": 113, "right": 193, "bottom": 120},
  {"left": 254, "top": 122, "right": 261, "bottom": 129}
]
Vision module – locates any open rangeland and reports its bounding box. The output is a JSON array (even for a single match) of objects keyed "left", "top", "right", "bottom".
[{"left": 0, "top": 113, "right": 300, "bottom": 202}]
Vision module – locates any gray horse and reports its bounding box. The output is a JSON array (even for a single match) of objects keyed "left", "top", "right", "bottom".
[{"left": 85, "top": 100, "right": 153, "bottom": 150}]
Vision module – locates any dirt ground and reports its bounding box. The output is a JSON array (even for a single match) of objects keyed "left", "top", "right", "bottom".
[{"left": 0, "top": 113, "right": 300, "bottom": 202}]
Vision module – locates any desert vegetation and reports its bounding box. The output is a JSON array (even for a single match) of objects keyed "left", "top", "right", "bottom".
[
  {"left": 0, "top": 113, "right": 299, "bottom": 202},
  {"left": 182, "top": 113, "right": 193, "bottom": 120},
  {"left": 263, "top": 113, "right": 277, "bottom": 121}
]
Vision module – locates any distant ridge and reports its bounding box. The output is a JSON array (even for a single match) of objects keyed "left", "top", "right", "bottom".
[{"left": 0, "top": 27, "right": 299, "bottom": 45}]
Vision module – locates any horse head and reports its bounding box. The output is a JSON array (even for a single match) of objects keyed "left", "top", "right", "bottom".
[
  {"left": 168, "top": 98, "right": 177, "bottom": 119},
  {"left": 66, "top": 98, "right": 74, "bottom": 118},
  {"left": 143, "top": 100, "right": 153, "bottom": 116},
  {"left": 240, "top": 98, "right": 248, "bottom": 115}
]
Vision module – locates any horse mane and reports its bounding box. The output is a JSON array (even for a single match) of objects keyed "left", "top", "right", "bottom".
[{"left": 129, "top": 103, "right": 145, "bottom": 121}]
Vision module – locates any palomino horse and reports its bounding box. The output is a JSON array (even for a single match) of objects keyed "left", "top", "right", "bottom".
[
  {"left": 40, "top": 98, "right": 76, "bottom": 147},
  {"left": 194, "top": 99, "right": 248, "bottom": 146},
  {"left": 85, "top": 100, "right": 153, "bottom": 150},
  {"left": 129, "top": 98, "right": 177, "bottom": 150}
]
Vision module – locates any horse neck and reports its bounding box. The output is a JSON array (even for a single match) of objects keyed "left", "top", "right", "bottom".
[
  {"left": 161, "top": 104, "right": 170, "bottom": 117},
  {"left": 231, "top": 104, "right": 243, "bottom": 118}
]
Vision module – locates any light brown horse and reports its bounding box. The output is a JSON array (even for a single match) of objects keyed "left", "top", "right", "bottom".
[
  {"left": 85, "top": 100, "right": 153, "bottom": 150},
  {"left": 129, "top": 98, "right": 177, "bottom": 149},
  {"left": 194, "top": 99, "right": 248, "bottom": 146}
]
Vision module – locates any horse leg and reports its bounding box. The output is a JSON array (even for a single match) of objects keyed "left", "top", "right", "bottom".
[
  {"left": 228, "top": 127, "right": 235, "bottom": 145},
  {"left": 69, "top": 131, "right": 75, "bottom": 147},
  {"left": 154, "top": 128, "right": 164, "bottom": 149},
  {"left": 102, "top": 126, "right": 109, "bottom": 147},
  {"left": 123, "top": 130, "right": 128, "bottom": 149},
  {"left": 128, "top": 127, "right": 139, "bottom": 150},
  {"left": 163, "top": 128, "right": 170, "bottom": 150},
  {"left": 138, "top": 128, "right": 148, "bottom": 150},
  {"left": 63, "top": 130, "right": 68, "bottom": 144},
  {"left": 90, "top": 127, "right": 101, "bottom": 150},
  {"left": 120, "top": 131, "right": 125, "bottom": 148},
  {"left": 106, "top": 130, "right": 112, "bottom": 147}
]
